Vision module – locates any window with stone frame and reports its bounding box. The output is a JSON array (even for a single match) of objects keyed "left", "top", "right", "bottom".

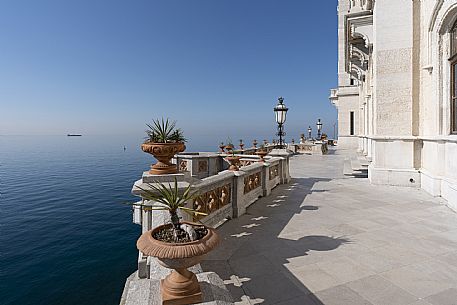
[{"left": 451, "top": 20, "right": 457, "bottom": 133}]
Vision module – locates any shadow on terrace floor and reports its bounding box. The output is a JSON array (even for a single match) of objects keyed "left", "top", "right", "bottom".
[{"left": 201, "top": 177, "right": 350, "bottom": 305}]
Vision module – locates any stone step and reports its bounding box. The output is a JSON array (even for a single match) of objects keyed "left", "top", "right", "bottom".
[
  {"left": 356, "top": 152, "right": 371, "bottom": 167},
  {"left": 343, "top": 158, "right": 353, "bottom": 176},
  {"left": 351, "top": 157, "right": 363, "bottom": 171},
  {"left": 360, "top": 159, "right": 369, "bottom": 167}
]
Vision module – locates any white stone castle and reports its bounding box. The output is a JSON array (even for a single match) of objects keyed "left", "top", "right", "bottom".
[{"left": 330, "top": 0, "right": 457, "bottom": 210}]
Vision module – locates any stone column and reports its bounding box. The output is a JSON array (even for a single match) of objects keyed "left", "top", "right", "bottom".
[{"left": 368, "top": 0, "right": 421, "bottom": 187}]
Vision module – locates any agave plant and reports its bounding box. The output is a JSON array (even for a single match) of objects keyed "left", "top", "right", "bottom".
[
  {"left": 133, "top": 178, "right": 206, "bottom": 241},
  {"left": 145, "top": 118, "right": 186, "bottom": 143}
]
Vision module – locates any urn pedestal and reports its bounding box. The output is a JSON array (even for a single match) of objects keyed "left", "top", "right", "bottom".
[
  {"left": 225, "top": 156, "right": 240, "bottom": 171},
  {"left": 256, "top": 151, "right": 268, "bottom": 163},
  {"left": 137, "top": 222, "right": 219, "bottom": 305}
]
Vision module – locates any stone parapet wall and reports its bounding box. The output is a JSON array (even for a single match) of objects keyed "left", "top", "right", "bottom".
[
  {"left": 173, "top": 144, "right": 281, "bottom": 179},
  {"left": 296, "top": 142, "right": 328, "bottom": 155},
  {"left": 131, "top": 149, "right": 292, "bottom": 279}
]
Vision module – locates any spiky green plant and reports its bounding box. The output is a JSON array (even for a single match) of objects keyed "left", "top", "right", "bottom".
[
  {"left": 133, "top": 178, "right": 206, "bottom": 239},
  {"left": 169, "top": 128, "right": 186, "bottom": 143},
  {"left": 145, "top": 118, "right": 186, "bottom": 143}
]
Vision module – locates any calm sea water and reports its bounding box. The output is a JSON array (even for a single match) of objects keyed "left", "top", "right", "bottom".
[{"left": 0, "top": 135, "right": 216, "bottom": 305}]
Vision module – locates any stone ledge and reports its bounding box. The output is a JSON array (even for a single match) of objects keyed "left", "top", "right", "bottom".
[{"left": 121, "top": 271, "right": 233, "bottom": 305}]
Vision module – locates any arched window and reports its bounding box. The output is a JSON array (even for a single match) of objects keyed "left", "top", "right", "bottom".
[
  {"left": 451, "top": 20, "right": 457, "bottom": 57},
  {"left": 451, "top": 20, "right": 457, "bottom": 133}
]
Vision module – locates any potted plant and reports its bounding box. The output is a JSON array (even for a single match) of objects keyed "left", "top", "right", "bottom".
[
  {"left": 223, "top": 139, "right": 240, "bottom": 171},
  {"left": 225, "top": 150, "right": 241, "bottom": 171},
  {"left": 252, "top": 139, "right": 258, "bottom": 148},
  {"left": 224, "top": 138, "right": 234, "bottom": 153},
  {"left": 219, "top": 142, "right": 225, "bottom": 153},
  {"left": 256, "top": 144, "right": 268, "bottom": 162},
  {"left": 141, "top": 118, "right": 186, "bottom": 175},
  {"left": 135, "top": 179, "right": 219, "bottom": 305},
  {"left": 239, "top": 139, "right": 244, "bottom": 150}
]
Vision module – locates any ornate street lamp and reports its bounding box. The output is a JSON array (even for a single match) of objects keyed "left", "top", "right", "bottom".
[
  {"left": 274, "top": 97, "right": 288, "bottom": 148},
  {"left": 308, "top": 126, "right": 312, "bottom": 139},
  {"left": 316, "top": 119, "right": 323, "bottom": 139}
]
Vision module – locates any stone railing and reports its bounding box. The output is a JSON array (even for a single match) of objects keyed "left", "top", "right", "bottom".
[
  {"left": 175, "top": 152, "right": 224, "bottom": 179},
  {"left": 296, "top": 141, "right": 328, "bottom": 155},
  {"left": 131, "top": 149, "right": 292, "bottom": 279},
  {"left": 237, "top": 163, "right": 264, "bottom": 216},
  {"left": 173, "top": 144, "right": 282, "bottom": 179},
  {"left": 191, "top": 171, "right": 234, "bottom": 228}
]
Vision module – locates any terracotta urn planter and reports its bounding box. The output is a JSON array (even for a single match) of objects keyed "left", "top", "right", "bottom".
[
  {"left": 239, "top": 140, "right": 244, "bottom": 150},
  {"left": 256, "top": 150, "right": 268, "bottom": 163},
  {"left": 225, "top": 156, "right": 240, "bottom": 171},
  {"left": 219, "top": 143, "right": 225, "bottom": 153},
  {"left": 141, "top": 142, "right": 186, "bottom": 175},
  {"left": 137, "top": 222, "right": 219, "bottom": 305},
  {"left": 225, "top": 143, "right": 234, "bottom": 153}
]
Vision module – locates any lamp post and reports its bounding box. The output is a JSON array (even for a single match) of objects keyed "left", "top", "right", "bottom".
[
  {"left": 316, "top": 119, "right": 323, "bottom": 139},
  {"left": 308, "top": 126, "right": 312, "bottom": 139},
  {"left": 274, "top": 97, "right": 289, "bottom": 149}
]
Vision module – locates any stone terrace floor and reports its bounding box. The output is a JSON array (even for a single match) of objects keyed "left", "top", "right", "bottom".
[{"left": 201, "top": 148, "right": 457, "bottom": 305}]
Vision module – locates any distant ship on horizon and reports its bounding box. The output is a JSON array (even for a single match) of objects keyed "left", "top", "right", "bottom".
[{"left": 67, "top": 134, "right": 82, "bottom": 137}]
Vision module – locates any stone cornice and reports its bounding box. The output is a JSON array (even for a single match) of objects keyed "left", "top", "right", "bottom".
[{"left": 360, "top": 135, "right": 457, "bottom": 143}]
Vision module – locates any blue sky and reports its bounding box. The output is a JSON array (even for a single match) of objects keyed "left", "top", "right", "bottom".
[{"left": 0, "top": 0, "right": 338, "bottom": 142}]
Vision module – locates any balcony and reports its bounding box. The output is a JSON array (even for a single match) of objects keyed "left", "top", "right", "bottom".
[
  {"left": 329, "top": 88, "right": 339, "bottom": 107},
  {"left": 348, "top": 0, "right": 374, "bottom": 14}
]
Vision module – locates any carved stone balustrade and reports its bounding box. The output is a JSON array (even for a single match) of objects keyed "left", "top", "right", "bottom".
[
  {"left": 296, "top": 142, "right": 328, "bottom": 155},
  {"left": 174, "top": 152, "right": 223, "bottom": 179},
  {"left": 131, "top": 149, "right": 292, "bottom": 279},
  {"left": 192, "top": 172, "right": 234, "bottom": 227},
  {"left": 173, "top": 145, "right": 283, "bottom": 179}
]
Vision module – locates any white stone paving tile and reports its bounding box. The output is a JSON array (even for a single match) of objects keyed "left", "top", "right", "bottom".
[{"left": 201, "top": 151, "right": 457, "bottom": 305}]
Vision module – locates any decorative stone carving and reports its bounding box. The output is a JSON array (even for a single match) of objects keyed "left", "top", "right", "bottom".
[
  {"left": 198, "top": 160, "right": 208, "bottom": 173},
  {"left": 193, "top": 184, "right": 231, "bottom": 221},
  {"left": 179, "top": 160, "right": 188, "bottom": 172},
  {"left": 298, "top": 144, "right": 313, "bottom": 152},
  {"left": 349, "top": 0, "right": 374, "bottom": 13},
  {"left": 269, "top": 165, "right": 279, "bottom": 180},
  {"left": 244, "top": 172, "right": 261, "bottom": 194}
]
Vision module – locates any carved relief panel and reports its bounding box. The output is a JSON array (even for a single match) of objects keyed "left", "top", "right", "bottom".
[
  {"left": 244, "top": 172, "right": 261, "bottom": 194},
  {"left": 193, "top": 184, "right": 231, "bottom": 221}
]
